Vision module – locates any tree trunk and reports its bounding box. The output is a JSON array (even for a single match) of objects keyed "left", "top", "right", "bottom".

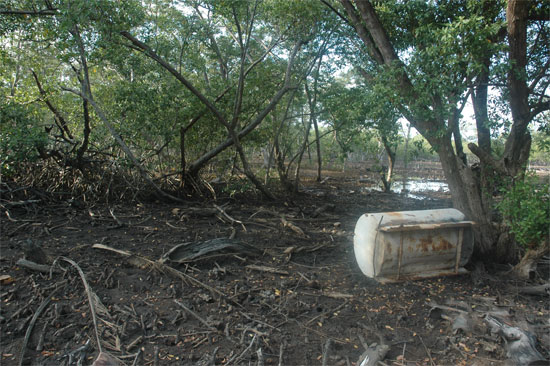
[
  {"left": 402, "top": 123, "right": 411, "bottom": 191},
  {"left": 436, "top": 138, "right": 497, "bottom": 254},
  {"left": 274, "top": 139, "right": 293, "bottom": 191},
  {"left": 76, "top": 91, "right": 91, "bottom": 169},
  {"left": 338, "top": 0, "right": 531, "bottom": 256},
  {"left": 380, "top": 135, "right": 395, "bottom": 193},
  {"left": 313, "top": 118, "right": 322, "bottom": 182},
  {"left": 180, "top": 125, "right": 186, "bottom": 187},
  {"left": 265, "top": 90, "right": 298, "bottom": 186},
  {"left": 293, "top": 106, "right": 312, "bottom": 193},
  {"left": 503, "top": 0, "right": 532, "bottom": 178},
  {"left": 305, "top": 54, "right": 324, "bottom": 182}
]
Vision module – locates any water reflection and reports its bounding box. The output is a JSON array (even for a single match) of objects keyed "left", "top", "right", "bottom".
[
  {"left": 396, "top": 180, "right": 448, "bottom": 193},
  {"left": 362, "top": 179, "right": 449, "bottom": 199}
]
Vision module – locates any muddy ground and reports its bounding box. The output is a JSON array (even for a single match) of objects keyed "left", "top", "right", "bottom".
[{"left": 1, "top": 172, "right": 549, "bottom": 366}]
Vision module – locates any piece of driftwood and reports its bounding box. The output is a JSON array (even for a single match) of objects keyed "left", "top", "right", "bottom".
[
  {"left": 16, "top": 259, "right": 61, "bottom": 274},
  {"left": 323, "top": 291, "right": 354, "bottom": 300},
  {"left": 2, "top": 199, "right": 41, "bottom": 207},
  {"left": 485, "top": 315, "right": 546, "bottom": 365},
  {"left": 213, "top": 204, "right": 246, "bottom": 230},
  {"left": 108, "top": 208, "right": 124, "bottom": 229},
  {"left": 428, "top": 301, "right": 468, "bottom": 314},
  {"left": 159, "top": 239, "right": 261, "bottom": 264},
  {"left": 517, "top": 283, "right": 550, "bottom": 296}
]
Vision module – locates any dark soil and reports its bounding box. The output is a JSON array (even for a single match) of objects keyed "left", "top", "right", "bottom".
[{"left": 1, "top": 173, "right": 549, "bottom": 365}]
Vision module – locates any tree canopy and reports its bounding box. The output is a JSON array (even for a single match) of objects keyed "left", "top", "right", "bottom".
[{"left": 1, "top": 0, "right": 549, "bottom": 253}]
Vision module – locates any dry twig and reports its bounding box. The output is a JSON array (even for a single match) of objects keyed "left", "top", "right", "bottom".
[
  {"left": 281, "top": 217, "right": 307, "bottom": 237},
  {"left": 174, "top": 300, "right": 216, "bottom": 331},
  {"left": 214, "top": 204, "right": 246, "bottom": 232},
  {"left": 18, "top": 287, "right": 62, "bottom": 366},
  {"left": 52, "top": 257, "right": 120, "bottom": 366},
  {"left": 322, "top": 338, "right": 332, "bottom": 366},
  {"left": 246, "top": 264, "right": 289, "bottom": 275}
]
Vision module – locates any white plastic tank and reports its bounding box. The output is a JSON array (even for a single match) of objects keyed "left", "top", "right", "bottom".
[{"left": 354, "top": 208, "right": 474, "bottom": 283}]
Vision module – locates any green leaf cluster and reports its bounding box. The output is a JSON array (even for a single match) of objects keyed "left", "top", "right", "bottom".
[
  {"left": 0, "top": 101, "right": 48, "bottom": 176},
  {"left": 497, "top": 173, "right": 550, "bottom": 249}
]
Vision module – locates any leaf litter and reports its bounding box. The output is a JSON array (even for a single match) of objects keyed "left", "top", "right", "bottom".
[{"left": 1, "top": 175, "right": 549, "bottom": 365}]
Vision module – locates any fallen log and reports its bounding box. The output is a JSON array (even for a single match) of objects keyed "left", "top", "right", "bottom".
[
  {"left": 16, "top": 259, "right": 61, "bottom": 274},
  {"left": 517, "top": 283, "right": 550, "bottom": 296}
]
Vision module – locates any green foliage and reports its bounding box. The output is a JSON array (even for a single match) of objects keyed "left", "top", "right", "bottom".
[
  {"left": 222, "top": 177, "right": 253, "bottom": 198},
  {"left": 0, "top": 101, "right": 47, "bottom": 176},
  {"left": 497, "top": 173, "right": 550, "bottom": 249},
  {"left": 530, "top": 128, "right": 550, "bottom": 164},
  {"left": 1, "top": 0, "right": 548, "bottom": 204}
]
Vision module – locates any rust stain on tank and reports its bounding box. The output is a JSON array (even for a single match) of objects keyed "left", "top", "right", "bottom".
[
  {"left": 386, "top": 212, "right": 403, "bottom": 217},
  {"left": 418, "top": 235, "right": 432, "bottom": 252},
  {"left": 432, "top": 237, "right": 454, "bottom": 251},
  {"left": 385, "top": 242, "right": 392, "bottom": 255},
  {"left": 405, "top": 236, "right": 417, "bottom": 252}
]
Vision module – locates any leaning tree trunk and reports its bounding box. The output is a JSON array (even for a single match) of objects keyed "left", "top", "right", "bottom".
[
  {"left": 338, "top": 0, "right": 549, "bottom": 260},
  {"left": 436, "top": 138, "right": 498, "bottom": 255}
]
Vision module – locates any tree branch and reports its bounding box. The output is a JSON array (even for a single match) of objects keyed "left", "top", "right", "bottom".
[
  {"left": 339, "top": 0, "right": 384, "bottom": 64},
  {"left": 320, "top": 0, "right": 350, "bottom": 25},
  {"left": 468, "top": 143, "right": 505, "bottom": 175},
  {"left": 120, "top": 31, "right": 230, "bottom": 129},
  {"left": 187, "top": 41, "right": 303, "bottom": 176},
  {"left": 30, "top": 69, "right": 74, "bottom": 142},
  {"left": 529, "top": 100, "right": 550, "bottom": 121},
  {"left": 0, "top": 8, "right": 56, "bottom": 16},
  {"left": 61, "top": 87, "right": 184, "bottom": 203}
]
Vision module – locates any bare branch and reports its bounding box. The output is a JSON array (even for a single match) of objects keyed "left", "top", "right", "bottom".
[{"left": 320, "top": 0, "right": 350, "bottom": 25}]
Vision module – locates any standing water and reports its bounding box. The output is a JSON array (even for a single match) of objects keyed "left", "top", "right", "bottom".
[{"left": 362, "top": 179, "right": 449, "bottom": 199}]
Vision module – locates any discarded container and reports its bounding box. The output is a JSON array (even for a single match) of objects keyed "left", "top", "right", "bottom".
[{"left": 354, "top": 208, "right": 474, "bottom": 283}]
